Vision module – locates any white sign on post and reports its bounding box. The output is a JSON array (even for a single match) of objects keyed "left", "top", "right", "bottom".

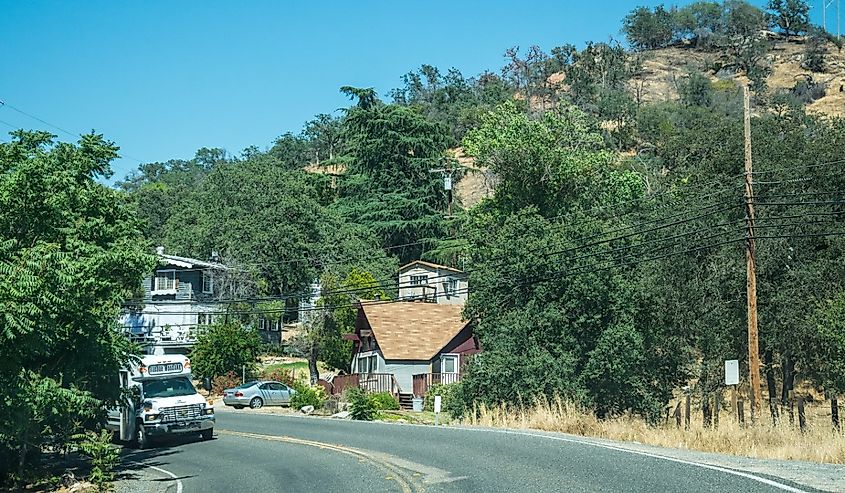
[
  {"left": 434, "top": 395, "right": 442, "bottom": 413},
  {"left": 725, "top": 359, "right": 740, "bottom": 386}
]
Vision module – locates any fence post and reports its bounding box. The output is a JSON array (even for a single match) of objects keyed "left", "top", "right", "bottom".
[
  {"left": 674, "top": 402, "right": 682, "bottom": 429},
  {"left": 703, "top": 395, "right": 712, "bottom": 429},
  {"left": 797, "top": 395, "right": 806, "bottom": 432},
  {"left": 832, "top": 395, "right": 840, "bottom": 432},
  {"left": 738, "top": 399, "right": 745, "bottom": 426},
  {"left": 685, "top": 394, "right": 691, "bottom": 430}
]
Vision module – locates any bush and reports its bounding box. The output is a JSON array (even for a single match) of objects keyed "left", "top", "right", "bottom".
[
  {"left": 290, "top": 382, "right": 326, "bottom": 410},
  {"left": 346, "top": 388, "right": 378, "bottom": 421},
  {"left": 190, "top": 321, "right": 262, "bottom": 379},
  {"left": 370, "top": 392, "right": 399, "bottom": 411},
  {"left": 74, "top": 430, "right": 120, "bottom": 492},
  {"left": 261, "top": 367, "right": 296, "bottom": 387},
  {"left": 211, "top": 371, "right": 242, "bottom": 395},
  {"left": 622, "top": 6, "right": 675, "bottom": 50},
  {"left": 424, "top": 383, "right": 464, "bottom": 416}
]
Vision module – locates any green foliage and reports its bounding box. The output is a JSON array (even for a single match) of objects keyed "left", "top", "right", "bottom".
[
  {"left": 190, "top": 321, "right": 262, "bottom": 379},
  {"left": 802, "top": 293, "right": 845, "bottom": 393},
  {"left": 423, "top": 383, "right": 464, "bottom": 416},
  {"left": 0, "top": 131, "right": 155, "bottom": 483},
  {"left": 73, "top": 430, "right": 120, "bottom": 492},
  {"left": 802, "top": 28, "right": 829, "bottom": 72},
  {"left": 767, "top": 0, "right": 810, "bottom": 36},
  {"left": 678, "top": 71, "right": 714, "bottom": 107},
  {"left": 290, "top": 382, "right": 327, "bottom": 409},
  {"left": 622, "top": 5, "right": 676, "bottom": 50},
  {"left": 211, "top": 372, "right": 242, "bottom": 395},
  {"left": 346, "top": 388, "right": 379, "bottom": 421},
  {"left": 370, "top": 392, "right": 400, "bottom": 411}
]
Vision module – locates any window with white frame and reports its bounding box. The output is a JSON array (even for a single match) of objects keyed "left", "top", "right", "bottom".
[
  {"left": 197, "top": 312, "right": 213, "bottom": 326},
  {"left": 410, "top": 274, "right": 428, "bottom": 285},
  {"left": 153, "top": 270, "right": 177, "bottom": 292},
  {"left": 202, "top": 271, "right": 214, "bottom": 294},
  {"left": 357, "top": 354, "right": 377, "bottom": 374},
  {"left": 441, "top": 354, "right": 459, "bottom": 374}
]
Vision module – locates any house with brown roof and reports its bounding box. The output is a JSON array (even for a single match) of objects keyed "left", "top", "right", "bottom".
[
  {"left": 397, "top": 260, "right": 468, "bottom": 305},
  {"left": 337, "top": 300, "right": 480, "bottom": 406}
]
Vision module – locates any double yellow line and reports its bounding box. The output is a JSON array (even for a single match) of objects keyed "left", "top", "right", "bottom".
[{"left": 218, "top": 429, "right": 422, "bottom": 493}]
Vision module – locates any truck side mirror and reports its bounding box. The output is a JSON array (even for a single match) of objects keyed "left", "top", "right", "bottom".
[{"left": 203, "top": 377, "right": 212, "bottom": 392}]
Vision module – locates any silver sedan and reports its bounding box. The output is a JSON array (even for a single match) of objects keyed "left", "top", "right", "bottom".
[{"left": 222, "top": 380, "right": 296, "bottom": 409}]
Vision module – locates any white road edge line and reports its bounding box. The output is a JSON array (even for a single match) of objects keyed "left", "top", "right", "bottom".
[
  {"left": 458, "top": 428, "right": 809, "bottom": 493},
  {"left": 127, "top": 461, "right": 184, "bottom": 493}
]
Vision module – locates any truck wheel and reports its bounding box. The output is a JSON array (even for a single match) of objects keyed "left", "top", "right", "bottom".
[
  {"left": 201, "top": 428, "right": 213, "bottom": 440},
  {"left": 249, "top": 397, "right": 263, "bottom": 409},
  {"left": 135, "top": 422, "right": 150, "bottom": 449}
]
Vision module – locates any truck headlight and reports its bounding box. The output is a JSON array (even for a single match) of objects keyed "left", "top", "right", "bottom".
[
  {"left": 204, "top": 407, "right": 214, "bottom": 415},
  {"left": 145, "top": 414, "right": 160, "bottom": 421}
]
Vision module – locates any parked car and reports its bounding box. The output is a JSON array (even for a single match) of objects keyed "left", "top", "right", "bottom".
[{"left": 222, "top": 380, "right": 296, "bottom": 409}]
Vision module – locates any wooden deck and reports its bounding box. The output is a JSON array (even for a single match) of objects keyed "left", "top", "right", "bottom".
[{"left": 412, "top": 372, "right": 461, "bottom": 397}]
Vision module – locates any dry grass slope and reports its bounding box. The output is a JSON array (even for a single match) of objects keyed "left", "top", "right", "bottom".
[{"left": 463, "top": 397, "right": 845, "bottom": 464}]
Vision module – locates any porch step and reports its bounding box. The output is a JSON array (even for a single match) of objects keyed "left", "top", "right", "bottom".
[{"left": 398, "top": 393, "right": 414, "bottom": 410}]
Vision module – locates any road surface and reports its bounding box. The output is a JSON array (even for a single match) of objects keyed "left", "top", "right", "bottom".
[{"left": 119, "top": 410, "right": 826, "bottom": 492}]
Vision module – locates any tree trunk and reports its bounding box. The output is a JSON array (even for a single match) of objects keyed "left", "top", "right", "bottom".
[
  {"left": 781, "top": 356, "right": 795, "bottom": 407},
  {"left": 764, "top": 350, "right": 779, "bottom": 423},
  {"left": 308, "top": 341, "right": 319, "bottom": 385}
]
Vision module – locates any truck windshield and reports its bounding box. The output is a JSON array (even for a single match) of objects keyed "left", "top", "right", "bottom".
[{"left": 143, "top": 377, "right": 196, "bottom": 398}]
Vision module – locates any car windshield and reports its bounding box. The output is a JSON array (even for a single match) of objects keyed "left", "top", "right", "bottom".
[
  {"left": 143, "top": 377, "right": 196, "bottom": 398},
  {"left": 236, "top": 381, "right": 258, "bottom": 389}
]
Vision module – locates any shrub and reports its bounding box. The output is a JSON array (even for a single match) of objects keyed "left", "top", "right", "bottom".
[
  {"left": 190, "top": 321, "right": 262, "bottom": 379},
  {"left": 424, "top": 383, "right": 464, "bottom": 416},
  {"left": 370, "top": 392, "right": 399, "bottom": 411},
  {"left": 73, "top": 430, "right": 120, "bottom": 492},
  {"left": 261, "top": 367, "right": 296, "bottom": 387},
  {"left": 622, "top": 6, "right": 675, "bottom": 50},
  {"left": 290, "top": 382, "right": 326, "bottom": 410},
  {"left": 346, "top": 388, "right": 378, "bottom": 421},
  {"left": 211, "top": 372, "right": 242, "bottom": 395}
]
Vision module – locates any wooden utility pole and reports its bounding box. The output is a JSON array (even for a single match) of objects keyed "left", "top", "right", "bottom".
[{"left": 743, "top": 84, "right": 763, "bottom": 422}]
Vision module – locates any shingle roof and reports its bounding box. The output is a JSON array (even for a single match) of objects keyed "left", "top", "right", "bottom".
[
  {"left": 360, "top": 301, "right": 469, "bottom": 361},
  {"left": 398, "top": 260, "right": 464, "bottom": 274}
]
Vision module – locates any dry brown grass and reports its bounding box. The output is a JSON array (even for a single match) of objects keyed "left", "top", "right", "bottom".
[{"left": 462, "top": 396, "right": 845, "bottom": 464}]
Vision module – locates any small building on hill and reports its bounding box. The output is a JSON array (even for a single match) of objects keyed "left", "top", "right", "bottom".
[{"left": 397, "top": 260, "right": 468, "bottom": 305}]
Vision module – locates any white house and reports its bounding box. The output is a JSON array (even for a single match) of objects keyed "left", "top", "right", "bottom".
[
  {"left": 397, "top": 260, "right": 468, "bottom": 305},
  {"left": 120, "top": 247, "right": 227, "bottom": 353}
]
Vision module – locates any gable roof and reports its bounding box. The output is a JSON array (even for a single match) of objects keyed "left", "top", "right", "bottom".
[
  {"left": 359, "top": 301, "right": 469, "bottom": 360},
  {"left": 398, "top": 260, "right": 464, "bottom": 274},
  {"left": 159, "top": 253, "right": 227, "bottom": 270}
]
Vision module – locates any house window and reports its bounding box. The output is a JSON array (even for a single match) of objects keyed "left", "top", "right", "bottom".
[
  {"left": 410, "top": 275, "right": 428, "bottom": 285},
  {"left": 202, "top": 271, "right": 214, "bottom": 294},
  {"left": 197, "top": 313, "right": 213, "bottom": 326},
  {"left": 357, "top": 354, "right": 377, "bottom": 374},
  {"left": 153, "top": 270, "right": 177, "bottom": 292},
  {"left": 445, "top": 278, "right": 459, "bottom": 297},
  {"left": 441, "top": 354, "right": 459, "bottom": 374}
]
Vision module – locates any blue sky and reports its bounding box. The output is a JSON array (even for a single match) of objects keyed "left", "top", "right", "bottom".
[{"left": 0, "top": 0, "right": 804, "bottom": 182}]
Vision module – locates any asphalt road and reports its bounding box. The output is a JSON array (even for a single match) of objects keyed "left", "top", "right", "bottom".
[{"left": 120, "top": 410, "right": 825, "bottom": 493}]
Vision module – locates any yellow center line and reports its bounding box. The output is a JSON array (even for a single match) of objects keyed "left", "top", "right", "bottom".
[{"left": 218, "top": 429, "right": 420, "bottom": 493}]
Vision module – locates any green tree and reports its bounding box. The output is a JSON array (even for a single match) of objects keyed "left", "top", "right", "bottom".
[
  {"left": 0, "top": 130, "right": 155, "bottom": 483},
  {"left": 622, "top": 5, "right": 676, "bottom": 50},
  {"left": 767, "top": 0, "right": 810, "bottom": 36},
  {"left": 190, "top": 321, "right": 262, "bottom": 380}
]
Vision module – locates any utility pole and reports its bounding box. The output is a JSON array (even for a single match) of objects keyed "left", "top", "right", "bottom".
[{"left": 743, "top": 84, "right": 763, "bottom": 422}]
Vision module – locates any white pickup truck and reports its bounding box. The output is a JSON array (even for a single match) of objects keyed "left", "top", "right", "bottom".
[{"left": 106, "top": 354, "right": 214, "bottom": 448}]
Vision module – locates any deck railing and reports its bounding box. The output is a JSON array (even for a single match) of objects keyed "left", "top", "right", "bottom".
[
  {"left": 412, "top": 373, "right": 461, "bottom": 397},
  {"left": 326, "top": 373, "right": 399, "bottom": 396}
]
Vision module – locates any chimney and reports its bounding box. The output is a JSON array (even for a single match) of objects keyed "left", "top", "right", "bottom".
[{"left": 156, "top": 246, "right": 164, "bottom": 255}]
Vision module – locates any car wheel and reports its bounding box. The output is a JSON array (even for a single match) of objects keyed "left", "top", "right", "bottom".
[
  {"left": 135, "top": 422, "right": 150, "bottom": 449},
  {"left": 249, "top": 397, "right": 263, "bottom": 409},
  {"left": 233, "top": 405, "right": 244, "bottom": 410},
  {"left": 201, "top": 428, "right": 213, "bottom": 440}
]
